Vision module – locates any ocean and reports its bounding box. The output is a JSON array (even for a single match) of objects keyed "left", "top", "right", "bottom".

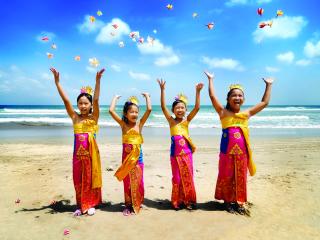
[{"left": 1, "top": 105, "right": 320, "bottom": 139}]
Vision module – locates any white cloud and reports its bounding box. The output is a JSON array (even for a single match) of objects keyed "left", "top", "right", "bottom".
[
  {"left": 110, "top": 64, "right": 121, "bottom": 72},
  {"left": 36, "top": 31, "right": 56, "bottom": 42},
  {"left": 265, "top": 66, "right": 279, "bottom": 72},
  {"left": 296, "top": 59, "right": 311, "bottom": 66},
  {"left": 96, "top": 18, "right": 131, "bottom": 44},
  {"left": 129, "top": 71, "right": 151, "bottom": 81},
  {"left": 253, "top": 16, "right": 307, "bottom": 43},
  {"left": 137, "top": 38, "right": 180, "bottom": 67},
  {"left": 137, "top": 39, "right": 172, "bottom": 55},
  {"left": 202, "top": 56, "right": 244, "bottom": 71},
  {"left": 155, "top": 55, "right": 180, "bottom": 67},
  {"left": 226, "top": 0, "right": 272, "bottom": 7},
  {"left": 304, "top": 40, "right": 320, "bottom": 58},
  {"left": 277, "top": 51, "right": 295, "bottom": 64},
  {"left": 226, "top": 0, "right": 248, "bottom": 6},
  {"left": 40, "top": 72, "right": 52, "bottom": 81},
  {"left": 78, "top": 15, "right": 104, "bottom": 34},
  {"left": 86, "top": 66, "right": 97, "bottom": 73}
]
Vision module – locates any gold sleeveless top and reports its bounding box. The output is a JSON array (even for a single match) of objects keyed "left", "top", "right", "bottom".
[
  {"left": 221, "top": 112, "right": 256, "bottom": 176},
  {"left": 170, "top": 120, "right": 196, "bottom": 153},
  {"left": 122, "top": 128, "right": 144, "bottom": 144}
]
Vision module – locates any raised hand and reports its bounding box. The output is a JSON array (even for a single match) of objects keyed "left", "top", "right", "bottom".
[
  {"left": 50, "top": 67, "right": 60, "bottom": 83},
  {"left": 196, "top": 83, "right": 204, "bottom": 91},
  {"left": 157, "top": 78, "right": 166, "bottom": 90},
  {"left": 141, "top": 92, "right": 150, "bottom": 98},
  {"left": 262, "top": 77, "right": 274, "bottom": 84},
  {"left": 114, "top": 95, "right": 121, "bottom": 100},
  {"left": 204, "top": 71, "right": 214, "bottom": 80},
  {"left": 96, "top": 68, "right": 105, "bottom": 81}
]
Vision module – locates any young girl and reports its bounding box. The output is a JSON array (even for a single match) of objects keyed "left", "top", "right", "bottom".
[
  {"left": 205, "top": 71, "right": 274, "bottom": 214},
  {"left": 109, "top": 93, "right": 151, "bottom": 215},
  {"left": 157, "top": 79, "right": 203, "bottom": 210},
  {"left": 50, "top": 67, "right": 105, "bottom": 216}
]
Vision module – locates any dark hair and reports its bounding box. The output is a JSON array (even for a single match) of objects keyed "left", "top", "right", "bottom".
[
  {"left": 77, "top": 93, "right": 93, "bottom": 113},
  {"left": 122, "top": 101, "right": 139, "bottom": 124},
  {"left": 225, "top": 88, "right": 244, "bottom": 110},
  {"left": 171, "top": 100, "right": 187, "bottom": 112}
]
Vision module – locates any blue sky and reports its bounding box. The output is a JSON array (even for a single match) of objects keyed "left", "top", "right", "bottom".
[{"left": 0, "top": 0, "right": 319, "bottom": 105}]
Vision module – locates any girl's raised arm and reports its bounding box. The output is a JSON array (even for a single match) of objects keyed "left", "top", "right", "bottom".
[
  {"left": 139, "top": 93, "right": 152, "bottom": 129},
  {"left": 92, "top": 68, "right": 105, "bottom": 122},
  {"left": 157, "top": 79, "right": 172, "bottom": 122},
  {"left": 187, "top": 83, "right": 203, "bottom": 122},
  {"left": 50, "top": 68, "right": 76, "bottom": 120},
  {"left": 109, "top": 95, "right": 123, "bottom": 126},
  {"left": 205, "top": 71, "right": 224, "bottom": 117},
  {"left": 246, "top": 77, "right": 274, "bottom": 117}
]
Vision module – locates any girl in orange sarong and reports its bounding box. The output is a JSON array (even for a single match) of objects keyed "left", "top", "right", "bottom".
[
  {"left": 205, "top": 71, "right": 274, "bottom": 214},
  {"left": 51, "top": 67, "right": 105, "bottom": 216},
  {"left": 157, "top": 79, "right": 203, "bottom": 210},
  {"left": 109, "top": 93, "right": 152, "bottom": 215}
]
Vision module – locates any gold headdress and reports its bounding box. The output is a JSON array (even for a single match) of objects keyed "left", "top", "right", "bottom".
[
  {"left": 229, "top": 84, "right": 244, "bottom": 92},
  {"left": 175, "top": 93, "right": 188, "bottom": 105},
  {"left": 127, "top": 96, "right": 139, "bottom": 105},
  {"left": 80, "top": 86, "right": 93, "bottom": 96}
]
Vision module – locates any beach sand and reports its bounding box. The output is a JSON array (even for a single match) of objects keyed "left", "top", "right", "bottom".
[{"left": 0, "top": 136, "right": 319, "bottom": 240}]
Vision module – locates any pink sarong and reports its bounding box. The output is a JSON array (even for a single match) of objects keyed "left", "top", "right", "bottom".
[
  {"left": 170, "top": 135, "right": 196, "bottom": 208},
  {"left": 73, "top": 133, "right": 102, "bottom": 213},
  {"left": 215, "top": 127, "right": 248, "bottom": 204}
]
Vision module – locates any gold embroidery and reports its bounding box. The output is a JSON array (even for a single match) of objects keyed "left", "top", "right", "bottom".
[
  {"left": 229, "top": 144, "right": 243, "bottom": 155},
  {"left": 179, "top": 138, "right": 186, "bottom": 147},
  {"left": 234, "top": 132, "right": 241, "bottom": 139}
]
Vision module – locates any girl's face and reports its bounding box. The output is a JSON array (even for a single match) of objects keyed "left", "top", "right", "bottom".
[
  {"left": 173, "top": 102, "right": 186, "bottom": 119},
  {"left": 125, "top": 105, "right": 139, "bottom": 123},
  {"left": 227, "top": 89, "right": 244, "bottom": 111},
  {"left": 77, "top": 96, "right": 92, "bottom": 115}
]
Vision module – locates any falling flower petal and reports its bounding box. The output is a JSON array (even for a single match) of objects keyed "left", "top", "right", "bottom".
[
  {"left": 74, "top": 56, "right": 81, "bottom": 61},
  {"left": 276, "top": 10, "right": 284, "bottom": 17},
  {"left": 15, "top": 198, "right": 20, "bottom": 204},
  {"left": 63, "top": 229, "right": 70, "bottom": 235},
  {"left": 97, "top": 10, "right": 103, "bottom": 16},
  {"left": 90, "top": 16, "right": 95, "bottom": 23},
  {"left": 119, "top": 41, "right": 125, "bottom": 48},
  {"left": 147, "top": 36, "right": 155, "bottom": 45},
  {"left": 192, "top": 12, "right": 198, "bottom": 18},
  {"left": 166, "top": 4, "right": 173, "bottom": 10},
  {"left": 112, "top": 24, "right": 118, "bottom": 29},
  {"left": 257, "top": 8, "right": 264, "bottom": 16},
  {"left": 206, "top": 22, "right": 214, "bottom": 30},
  {"left": 89, "top": 57, "right": 100, "bottom": 67},
  {"left": 46, "top": 52, "right": 54, "bottom": 59},
  {"left": 153, "top": 29, "right": 157, "bottom": 34},
  {"left": 139, "top": 37, "right": 144, "bottom": 44},
  {"left": 259, "top": 21, "right": 273, "bottom": 28},
  {"left": 51, "top": 43, "right": 57, "bottom": 49},
  {"left": 42, "top": 36, "right": 49, "bottom": 41}
]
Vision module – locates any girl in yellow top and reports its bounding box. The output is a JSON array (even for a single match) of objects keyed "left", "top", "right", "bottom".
[
  {"left": 50, "top": 67, "right": 105, "bottom": 216},
  {"left": 109, "top": 93, "right": 151, "bottom": 215},
  {"left": 205, "top": 71, "right": 274, "bottom": 214},
  {"left": 157, "top": 79, "right": 203, "bottom": 210}
]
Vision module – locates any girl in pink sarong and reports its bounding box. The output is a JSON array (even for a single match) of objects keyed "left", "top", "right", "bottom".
[
  {"left": 205, "top": 71, "right": 274, "bottom": 214},
  {"left": 109, "top": 94, "right": 151, "bottom": 215},
  {"left": 51, "top": 67, "right": 105, "bottom": 216},
  {"left": 157, "top": 79, "right": 203, "bottom": 210}
]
